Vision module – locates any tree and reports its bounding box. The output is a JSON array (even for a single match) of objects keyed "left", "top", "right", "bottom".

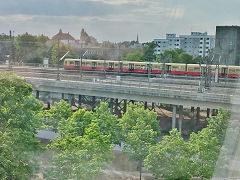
[
  {"left": 142, "top": 41, "right": 157, "bottom": 62},
  {"left": 144, "top": 129, "right": 192, "bottom": 180},
  {"left": 45, "top": 105, "right": 113, "bottom": 180},
  {"left": 189, "top": 110, "right": 229, "bottom": 179},
  {"left": 120, "top": 104, "right": 160, "bottom": 179},
  {"left": 156, "top": 49, "right": 199, "bottom": 64},
  {"left": 0, "top": 72, "right": 43, "bottom": 180},
  {"left": 93, "top": 101, "right": 121, "bottom": 144},
  {"left": 44, "top": 99, "right": 73, "bottom": 132},
  {"left": 122, "top": 47, "right": 145, "bottom": 62}
]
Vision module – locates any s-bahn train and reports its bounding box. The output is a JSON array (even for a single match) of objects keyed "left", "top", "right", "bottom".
[{"left": 64, "top": 58, "right": 240, "bottom": 78}]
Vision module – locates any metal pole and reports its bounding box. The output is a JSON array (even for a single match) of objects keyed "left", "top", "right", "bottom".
[
  {"left": 80, "top": 55, "right": 82, "bottom": 80},
  {"left": 57, "top": 39, "right": 60, "bottom": 80}
]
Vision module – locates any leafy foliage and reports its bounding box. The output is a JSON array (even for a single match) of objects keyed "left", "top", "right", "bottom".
[
  {"left": 45, "top": 99, "right": 73, "bottom": 132},
  {"left": 156, "top": 49, "right": 200, "bottom": 64},
  {"left": 144, "top": 129, "right": 192, "bottom": 180},
  {"left": 44, "top": 102, "right": 115, "bottom": 180},
  {"left": 0, "top": 72, "right": 43, "bottom": 180},
  {"left": 189, "top": 110, "right": 229, "bottom": 179},
  {"left": 120, "top": 103, "right": 160, "bottom": 178},
  {"left": 122, "top": 41, "right": 156, "bottom": 62}
]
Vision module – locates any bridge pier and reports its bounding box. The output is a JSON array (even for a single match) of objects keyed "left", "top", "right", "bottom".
[
  {"left": 68, "top": 94, "right": 75, "bottom": 107},
  {"left": 144, "top": 102, "right": 147, "bottom": 110},
  {"left": 172, "top": 105, "right": 177, "bottom": 129},
  {"left": 91, "top": 96, "right": 96, "bottom": 111},
  {"left": 78, "top": 95, "right": 82, "bottom": 109},
  {"left": 178, "top": 105, "right": 183, "bottom": 132},
  {"left": 123, "top": 99, "right": 127, "bottom": 113},
  {"left": 196, "top": 107, "right": 200, "bottom": 125},
  {"left": 110, "top": 98, "right": 114, "bottom": 114},
  {"left": 61, "top": 93, "right": 64, "bottom": 100},
  {"left": 36, "top": 90, "right": 40, "bottom": 99},
  {"left": 207, "top": 108, "right": 210, "bottom": 118}
]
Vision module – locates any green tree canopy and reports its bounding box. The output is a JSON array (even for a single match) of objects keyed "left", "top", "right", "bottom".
[
  {"left": 156, "top": 49, "right": 200, "bottom": 64},
  {"left": 120, "top": 103, "right": 160, "bottom": 179},
  {"left": 0, "top": 72, "right": 43, "bottom": 180},
  {"left": 144, "top": 129, "right": 192, "bottom": 180},
  {"left": 44, "top": 103, "right": 116, "bottom": 180}
]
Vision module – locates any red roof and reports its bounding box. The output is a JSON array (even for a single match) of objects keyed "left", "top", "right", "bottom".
[{"left": 52, "top": 29, "right": 75, "bottom": 41}]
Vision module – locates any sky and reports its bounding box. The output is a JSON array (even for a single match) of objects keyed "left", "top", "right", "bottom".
[{"left": 0, "top": 0, "right": 240, "bottom": 43}]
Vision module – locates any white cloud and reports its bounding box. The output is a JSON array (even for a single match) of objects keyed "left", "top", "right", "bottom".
[{"left": 87, "top": 0, "right": 146, "bottom": 5}]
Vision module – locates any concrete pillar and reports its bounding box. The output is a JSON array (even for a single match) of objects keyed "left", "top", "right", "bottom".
[
  {"left": 196, "top": 107, "right": 200, "bottom": 125},
  {"left": 190, "top": 106, "right": 195, "bottom": 127},
  {"left": 178, "top": 105, "right": 183, "bottom": 132},
  {"left": 47, "top": 102, "right": 51, "bottom": 110},
  {"left": 212, "top": 109, "right": 216, "bottom": 116},
  {"left": 172, "top": 105, "right": 177, "bottom": 129},
  {"left": 152, "top": 102, "right": 155, "bottom": 111},
  {"left": 207, "top": 108, "right": 210, "bottom": 118},
  {"left": 68, "top": 94, "right": 74, "bottom": 106},
  {"left": 144, "top": 102, "right": 148, "bottom": 110},
  {"left": 114, "top": 99, "right": 119, "bottom": 114},
  {"left": 216, "top": 109, "right": 218, "bottom": 116},
  {"left": 110, "top": 98, "right": 114, "bottom": 114},
  {"left": 123, "top": 99, "right": 127, "bottom": 113},
  {"left": 78, "top": 95, "right": 82, "bottom": 109},
  {"left": 61, "top": 93, "right": 64, "bottom": 100},
  {"left": 92, "top": 96, "right": 96, "bottom": 111},
  {"left": 36, "top": 90, "right": 39, "bottom": 99}
]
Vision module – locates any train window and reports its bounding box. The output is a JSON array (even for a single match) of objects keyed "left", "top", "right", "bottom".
[
  {"left": 85, "top": 62, "right": 91, "bottom": 67},
  {"left": 75, "top": 61, "right": 80, "bottom": 66},
  {"left": 229, "top": 69, "right": 235, "bottom": 74},
  {"left": 135, "top": 64, "right": 141, "bottom": 69},
  {"left": 188, "top": 67, "right": 194, "bottom": 72},
  {"left": 194, "top": 67, "right": 200, "bottom": 72},
  {"left": 64, "top": 61, "right": 68, "bottom": 65},
  {"left": 69, "top": 61, "right": 74, "bottom": 65},
  {"left": 123, "top": 63, "right": 128, "bottom": 69},
  {"left": 141, "top": 65, "right": 146, "bottom": 69},
  {"left": 235, "top": 69, "right": 240, "bottom": 74},
  {"left": 98, "top": 62, "right": 104, "bottom": 67}
]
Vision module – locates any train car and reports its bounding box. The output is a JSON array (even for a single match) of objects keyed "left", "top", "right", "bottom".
[
  {"left": 121, "top": 61, "right": 148, "bottom": 73},
  {"left": 166, "top": 63, "right": 186, "bottom": 75},
  {"left": 151, "top": 62, "right": 163, "bottom": 74},
  {"left": 186, "top": 64, "right": 201, "bottom": 76},
  {"left": 227, "top": 65, "right": 240, "bottom": 78}
]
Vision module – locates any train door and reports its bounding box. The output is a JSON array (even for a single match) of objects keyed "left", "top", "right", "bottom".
[
  {"left": 166, "top": 65, "right": 171, "bottom": 73},
  {"left": 109, "top": 62, "right": 114, "bottom": 70},
  {"left": 147, "top": 63, "right": 152, "bottom": 73},
  {"left": 75, "top": 61, "right": 80, "bottom": 69},
  {"left": 221, "top": 67, "right": 227, "bottom": 78},
  {"left": 92, "top": 61, "right": 97, "bottom": 69},
  {"left": 129, "top": 63, "right": 134, "bottom": 71},
  {"left": 118, "top": 61, "right": 123, "bottom": 72}
]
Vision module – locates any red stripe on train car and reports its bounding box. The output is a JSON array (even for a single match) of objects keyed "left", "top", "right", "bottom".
[
  {"left": 151, "top": 70, "right": 162, "bottom": 74},
  {"left": 133, "top": 69, "right": 147, "bottom": 73},
  {"left": 186, "top": 72, "right": 201, "bottom": 76},
  {"left": 170, "top": 71, "right": 185, "bottom": 75},
  {"left": 228, "top": 74, "right": 240, "bottom": 78}
]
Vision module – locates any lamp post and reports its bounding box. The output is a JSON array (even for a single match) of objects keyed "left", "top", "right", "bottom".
[
  {"left": 80, "top": 50, "right": 88, "bottom": 80},
  {"left": 56, "top": 51, "right": 70, "bottom": 80}
]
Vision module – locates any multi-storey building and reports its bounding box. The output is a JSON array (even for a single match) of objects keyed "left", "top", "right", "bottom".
[{"left": 154, "top": 32, "right": 215, "bottom": 57}]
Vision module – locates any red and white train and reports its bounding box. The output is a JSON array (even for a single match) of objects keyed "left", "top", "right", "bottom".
[{"left": 64, "top": 58, "right": 240, "bottom": 78}]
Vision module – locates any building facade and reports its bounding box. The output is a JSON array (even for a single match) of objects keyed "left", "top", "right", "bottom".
[
  {"left": 52, "top": 29, "right": 76, "bottom": 44},
  {"left": 214, "top": 26, "right": 240, "bottom": 66},
  {"left": 154, "top": 32, "right": 215, "bottom": 57}
]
